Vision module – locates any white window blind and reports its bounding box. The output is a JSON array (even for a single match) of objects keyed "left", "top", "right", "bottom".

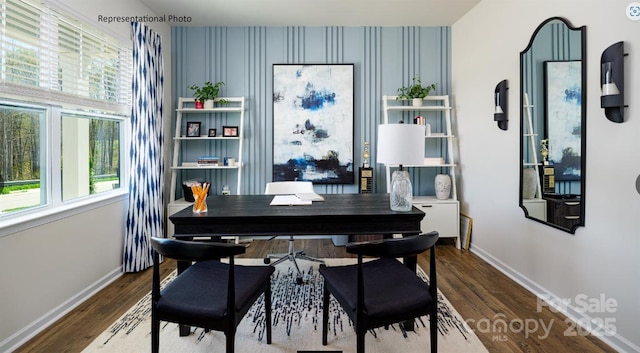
[{"left": 0, "top": 0, "right": 132, "bottom": 114}]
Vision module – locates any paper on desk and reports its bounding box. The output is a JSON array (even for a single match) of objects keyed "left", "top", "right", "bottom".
[
  {"left": 295, "top": 192, "right": 324, "bottom": 201},
  {"left": 270, "top": 195, "right": 313, "bottom": 206}
]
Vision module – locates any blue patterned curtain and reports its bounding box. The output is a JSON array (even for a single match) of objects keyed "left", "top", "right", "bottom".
[{"left": 124, "top": 22, "right": 164, "bottom": 272}]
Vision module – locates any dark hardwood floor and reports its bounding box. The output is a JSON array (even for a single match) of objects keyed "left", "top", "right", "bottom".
[{"left": 15, "top": 239, "right": 615, "bottom": 353}]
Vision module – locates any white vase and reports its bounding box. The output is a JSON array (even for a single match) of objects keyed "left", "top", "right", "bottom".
[
  {"left": 522, "top": 168, "right": 538, "bottom": 199},
  {"left": 412, "top": 98, "right": 423, "bottom": 107},
  {"left": 203, "top": 99, "right": 215, "bottom": 109},
  {"left": 434, "top": 174, "right": 451, "bottom": 200}
]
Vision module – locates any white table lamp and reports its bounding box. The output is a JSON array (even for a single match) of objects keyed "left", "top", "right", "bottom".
[{"left": 377, "top": 123, "right": 425, "bottom": 211}]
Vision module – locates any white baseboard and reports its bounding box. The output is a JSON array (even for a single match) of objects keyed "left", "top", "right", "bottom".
[
  {"left": 471, "top": 245, "right": 639, "bottom": 353},
  {"left": 0, "top": 266, "right": 123, "bottom": 353}
]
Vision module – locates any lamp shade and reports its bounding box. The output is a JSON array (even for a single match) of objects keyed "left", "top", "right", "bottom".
[{"left": 377, "top": 124, "right": 425, "bottom": 166}]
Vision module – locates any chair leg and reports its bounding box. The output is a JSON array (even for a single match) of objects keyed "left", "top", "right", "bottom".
[
  {"left": 226, "top": 330, "right": 235, "bottom": 353},
  {"left": 151, "top": 316, "right": 160, "bottom": 353},
  {"left": 356, "top": 329, "right": 365, "bottom": 353},
  {"left": 265, "top": 237, "right": 324, "bottom": 280},
  {"left": 430, "top": 310, "right": 437, "bottom": 352},
  {"left": 322, "top": 281, "right": 329, "bottom": 345},
  {"left": 290, "top": 254, "right": 303, "bottom": 276},
  {"left": 295, "top": 251, "right": 325, "bottom": 264},
  {"left": 265, "top": 287, "right": 272, "bottom": 344}
]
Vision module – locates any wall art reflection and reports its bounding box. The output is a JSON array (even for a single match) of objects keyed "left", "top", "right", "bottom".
[{"left": 544, "top": 60, "right": 582, "bottom": 181}]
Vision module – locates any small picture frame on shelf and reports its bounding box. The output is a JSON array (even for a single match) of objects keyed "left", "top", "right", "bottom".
[
  {"left": 186, "top": 121, "right": 201, "bottom": 137},
  {"left": 223, "top": 126, "right": 238, "bottom": 137},
  {"left": 208, "top": 128, "right": 217, "bottom": 137}
]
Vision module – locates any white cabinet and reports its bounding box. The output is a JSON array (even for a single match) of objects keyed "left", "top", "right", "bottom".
[
  {"left": 522, "top": 199, "right": 547, "bottom": 221},
  {"left": 382, "top": 95, "right": 461, "bottom": 248},
  {"left": 167, "top": 96, "right": 245, "bottom": 240},
  {"left": 413, "top": 197, "right": 459, "bottom": 241}
]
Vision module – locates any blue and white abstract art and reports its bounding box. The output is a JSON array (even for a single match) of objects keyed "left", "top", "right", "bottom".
[
  {"left": 544, "top": 60, "right": 582, "bottom": 181},
  {"left": 272, "top": 64, "right": 354, "bottom": 184}
]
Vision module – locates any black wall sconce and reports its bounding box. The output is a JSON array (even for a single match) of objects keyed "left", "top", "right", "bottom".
[
  {"left": 601, "top": 41, "right": 627, "bottom": 123},
  {"left": 494, "top": 79, "right": 508, "bottom": 130}
]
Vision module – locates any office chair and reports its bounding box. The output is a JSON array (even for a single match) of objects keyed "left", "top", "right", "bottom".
[
  {"left": 319, "top": 231, "right": 439, "bottom": 353},
  {"left": 150, "top": 237, "right": 274, "bottom": 353},
  {"left": 263, "top": 181, "right": 324, "bottom": 283}
]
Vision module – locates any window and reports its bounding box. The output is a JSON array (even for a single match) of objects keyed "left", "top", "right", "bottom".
[
  {"left": 0, "top": 0, "right": 131, "bottom": 224},
  {"left": 61, "top": 112, "right": 123, "bottom": 201},
  {"left": 0, "top": 104, "right": 45, "bottom": 213},
  {"left": 0, "top": 102, "right": 126, "bottom": 216}
]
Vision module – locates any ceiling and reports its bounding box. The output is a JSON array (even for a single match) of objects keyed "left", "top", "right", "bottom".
[{"left": 139, "top": 0, "right": 481, "bottom": 27}]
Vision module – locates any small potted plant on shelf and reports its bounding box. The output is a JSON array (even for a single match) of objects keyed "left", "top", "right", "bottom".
[
  {"left": 189, "top": 81, "right": 226, "bottom": 109},
  {"left": 396, "top": 77, "right": 437, "bottom": 107}
]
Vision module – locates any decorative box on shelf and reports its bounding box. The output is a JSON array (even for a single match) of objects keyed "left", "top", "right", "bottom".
[{"left": 424, "top": 157, "right": 445, "bottom": 166}]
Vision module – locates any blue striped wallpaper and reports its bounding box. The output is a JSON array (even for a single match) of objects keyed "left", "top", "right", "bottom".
[{"left": 171, "top": 26, "right": 451, "bottom": 196}]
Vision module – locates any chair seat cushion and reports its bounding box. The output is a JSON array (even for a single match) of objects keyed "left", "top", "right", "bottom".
[
  {"left": 156, "top": 261, "right": 274, "bottom": 322},
  {"left": 319, "top": 258, "right": 432, "bottom": 319}
]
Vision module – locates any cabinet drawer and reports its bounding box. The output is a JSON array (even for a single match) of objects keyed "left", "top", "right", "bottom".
[
  {"left": 561, "top": 200, "right": 581, "bottom": 216},
  {"left": 413, "top": 201, "right": 459, "bottom": 238}
]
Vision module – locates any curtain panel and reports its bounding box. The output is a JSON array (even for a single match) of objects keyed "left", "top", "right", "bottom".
[{"left": 124, "top": 22, "right": 165, "bottom": 272}]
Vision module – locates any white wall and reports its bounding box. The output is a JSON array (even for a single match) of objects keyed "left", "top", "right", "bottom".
[
  {"left": 0, "top": 1, "right": 172, "bottom": 351},
  {"left": 452, "top": 0, "right": 640, "bottom": 351},
  {"left": 0, "top": 198, "right": 127, "bottom": 351}
]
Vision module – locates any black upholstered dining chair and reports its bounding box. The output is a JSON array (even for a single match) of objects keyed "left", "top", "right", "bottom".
[
  {"left": 319, "top": 231, "right": 439, "bottom": 353},
  {"left": 150, "top": 237, "right": 275, "bottom": 353}
]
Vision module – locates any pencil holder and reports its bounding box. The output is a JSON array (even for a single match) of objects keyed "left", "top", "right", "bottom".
[
  {"left": 192, "top": 194, "right": 208, "bottom": 213},
  {"left": 191, "top": 182, "right": 210, "bottom": 213}
]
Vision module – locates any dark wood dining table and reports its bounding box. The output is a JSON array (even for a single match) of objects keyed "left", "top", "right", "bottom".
[
  {"left": 169, "top": 193, "right": 426, "bottom": 334},
  {"left": 169, "top": 193, "right": 425, "bottom": 238}
]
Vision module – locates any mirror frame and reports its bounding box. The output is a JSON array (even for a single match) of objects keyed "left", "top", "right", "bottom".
[{"left": 519, "top": 17, "right": 587, "bottom": 233}]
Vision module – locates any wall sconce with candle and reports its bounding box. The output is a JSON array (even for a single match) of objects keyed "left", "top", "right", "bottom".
[
  {"left": 601, "top": 41, "right": 627, "bottom": 123},
  {"left": 494, "top": 80, "right": 508, "bottom": 130}
]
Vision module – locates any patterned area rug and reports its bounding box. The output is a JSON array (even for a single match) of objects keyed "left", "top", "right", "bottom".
[{"left": 83, "top": 259, "right": 488, "bottom": 353}]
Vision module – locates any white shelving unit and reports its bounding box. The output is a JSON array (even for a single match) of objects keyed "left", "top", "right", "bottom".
[
  {"left": 167, "top": 96, "right": 245, "bottom": 240},
  {"left": 522, "top": 93, "right": 547, "bottom": 220},
  {"left": 523, "top": 93, "right": 542, "bottom": 197},
  {"left": 382, "top": 95, "right": 461, "bottom": 248}
]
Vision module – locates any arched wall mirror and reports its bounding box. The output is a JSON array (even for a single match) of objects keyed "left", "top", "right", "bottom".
[{"left": 519, "top": 17, "right": 586, "bottom": 233}]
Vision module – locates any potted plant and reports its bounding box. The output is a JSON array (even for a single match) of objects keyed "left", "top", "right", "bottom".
[
  {"left": 396, "top": 77, "right": 437, "bottom": 107},
  {"left": 189, "top": 81, "right": 226, "bottom": 109}
]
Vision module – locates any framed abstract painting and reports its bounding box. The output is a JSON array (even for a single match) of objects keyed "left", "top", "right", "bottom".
[{"left": 272, "top": 64, "right": 354, "bottom": 184}]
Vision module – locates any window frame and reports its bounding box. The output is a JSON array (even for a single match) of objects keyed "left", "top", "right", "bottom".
[{"left": 0, "top": 99, "right": 130, "bottom": 238}]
